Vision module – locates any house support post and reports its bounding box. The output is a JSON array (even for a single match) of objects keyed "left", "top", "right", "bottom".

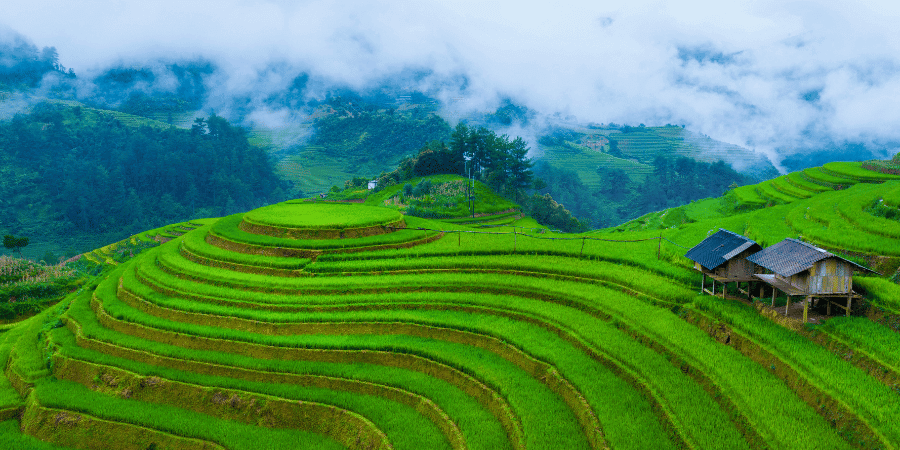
[
  {"left": 771, "top": 288, "right": 776, "bottom": 307},
  {"left": 846, "top": 294, "right": 852, "bottom": 317},
  {"left": 803, "top": 296, "right": 810, "bottom": 323},
  {"left": 785, "top": 295, "right": 791, "bottom": 316},
  {"left": 701, "top": 274, "right": 705, "bottom": 295},
  {"left": 827, "top": 299, "right": 831, "bottom": 316}
]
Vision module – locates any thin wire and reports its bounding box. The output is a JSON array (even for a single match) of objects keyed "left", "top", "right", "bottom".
[{"left": 386, "top": 226, "right": 684, "bottom": 245}]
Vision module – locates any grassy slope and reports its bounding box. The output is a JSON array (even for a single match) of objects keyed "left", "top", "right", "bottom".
[
  {"left": 1, "top": 161, "right": 900, "bottom": 448},
  {"left": 363, "top": 174, "right": 520, "bottom": 218}
]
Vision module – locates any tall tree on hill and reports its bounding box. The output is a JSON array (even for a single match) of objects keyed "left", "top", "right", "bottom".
[{"left": 3, "top": 235, "right": 29, "bottom": 256}]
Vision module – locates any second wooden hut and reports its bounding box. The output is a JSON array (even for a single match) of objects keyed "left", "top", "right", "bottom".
[{"left": 747, "top": 238, "right": 877, "bottom": 320}]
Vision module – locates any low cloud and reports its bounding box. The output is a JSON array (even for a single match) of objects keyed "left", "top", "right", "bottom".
[{"left": 3, "top": 0, "right": 900, "bottom": 167}]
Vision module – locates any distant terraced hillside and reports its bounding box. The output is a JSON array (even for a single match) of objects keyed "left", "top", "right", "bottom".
[
  {"left": 539, "top": 125, "right": 779, "bottom": 190},
  {"left": 1, "top": 162, "right": 900, "bottom": 449}
]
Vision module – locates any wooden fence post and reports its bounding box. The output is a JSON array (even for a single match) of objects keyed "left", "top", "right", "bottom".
[{"left": 580, "top": 237, "right": 585, "bottom": 257}]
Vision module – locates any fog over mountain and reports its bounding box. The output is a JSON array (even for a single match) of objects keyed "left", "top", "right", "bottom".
[{"left": 3, "top": 0, "right": 900, "bottom": 169}]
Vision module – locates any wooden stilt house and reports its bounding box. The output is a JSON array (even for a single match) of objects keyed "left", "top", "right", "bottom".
[
  {"left": 747, "top": 238, "right": 878, "bottom": 321},
  {"left": 685, "top": 229, "right": 762, "bottom": 299}
]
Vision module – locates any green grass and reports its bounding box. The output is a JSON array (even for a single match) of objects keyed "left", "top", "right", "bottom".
[
  {"left": 0, "top": 420, "right": 74, "bottom": 450},
  {"left": 729, "top": 185, "right": 767, "bottom": 207},
  {"left": 365, "top": 175, "right": 520, "bottom": 218},
  {"left": 822, "top": 161, "right": 900, "bottom": 182},
  {"left": 817, "top": 317, "right": 900, "bottom": 372},
  {"left": 855, "top": 277, "right": 900, "bottom": 313},
  {"left": 694, "top": 296, "right": 900, "bottom": 449},
  {"left": 786, "top": 172, "right": 832, "bottom": 193},
  {"left": 244, "top": 202, "right": 401, "bottom": 230},
  {"left": 9, "top": 158, "right": 900, "bottom": 449},
  {"left": 66, "top": 288, "right": 500, "bottom": 450},
  {"left": 769, "top": 176, "right": 814, "bottom": 199},
  {"left": 131, "top": 234, "right": 853, "bottom": 449},
  {"left": 50, "top": 330, "right": 445, "bottom": 450},
  {"left": 180, "top": 224, "right": 312, "bottom": 271},
  {"left": 755, "top": 181, "right": 801, "bottom": 203},
  {"left": 208, "top": 214, "right": 440, "bottom": 252},
  {"left": 803, "top": 167, "right": 857, "bottom": 186},
  {"left": 94, "top": 279, "right": 592, "bottom": 450},
  {"left": 32, "top": 379, "right": 346, "bottom": 450}
]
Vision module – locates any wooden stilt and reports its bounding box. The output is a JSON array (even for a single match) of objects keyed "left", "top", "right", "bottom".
[
  {"left": 785, "top": 295, "right": 791, "bottom": 316},
  {"left": 827, "top": 299, "right": 831, "bottom": 316},
  {"left": 712, "top": 279, "right": 716, "bottom": 296},
  {"left": 701, "top": 274, "right": 706, "bottom": 294},
  {"left": 759, "top": 283, "right": 764, "bottom": 298},
  {"left": 803, "top": 296, "right": 810, "bottom": 323},
  {"left": 846, "top": 294, "right": 852, "bottom": 317},
  {"left": 771, "top": 288, "right": 776, "bottom": 307}
]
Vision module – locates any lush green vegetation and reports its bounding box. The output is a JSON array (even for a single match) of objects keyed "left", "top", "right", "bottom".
[
  {"left": 1, "top": 159, "right": 900, "bottom": 449},
  {"left": 245, "top": 202, "right": 401, "bottom": 230},
  {"left": 533, "top": 153, "right": 752, "bottom": 228},
  {"left": 0, "top": 102, "right": 287, "bottom": 258}
]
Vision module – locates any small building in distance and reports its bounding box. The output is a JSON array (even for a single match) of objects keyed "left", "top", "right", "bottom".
[
  {"left": 685, "top": 229, "right": 762, "bottom": 297},
  {"left": 747, "top": 238, "right": 877, "bottom": 318},
  {"left": 367, "top": 180, "right": 378, "bottom": 190}
]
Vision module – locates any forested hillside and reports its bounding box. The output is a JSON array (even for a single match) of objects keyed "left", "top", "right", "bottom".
[
  {"left": 0, "top": 102, "right": 286, "bottom": 258},
  {"left": 535, "top": 155, "right": 750, "bottom": 228},
  {"left": 277, "top": 97, "right": 452, "bottom": 195}
]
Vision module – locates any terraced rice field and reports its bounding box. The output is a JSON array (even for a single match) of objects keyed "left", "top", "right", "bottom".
[{"left": 0, "top": 184, "right": 898, "bottom": 450}]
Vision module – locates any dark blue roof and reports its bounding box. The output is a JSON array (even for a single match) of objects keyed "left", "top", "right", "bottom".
[
  {"left": 746, "top": 238, "right": 876, "bottom": 277},
  {"left": 685, "top": 229, "right": 761, "bottom": 270}
]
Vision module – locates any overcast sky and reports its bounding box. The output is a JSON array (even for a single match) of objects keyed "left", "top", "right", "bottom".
[{"left": 3, "top": 0, "right": 900, "bottom": 165}]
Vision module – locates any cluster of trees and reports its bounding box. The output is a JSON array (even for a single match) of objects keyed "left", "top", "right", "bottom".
[
  {"left": 371, "top": 124, "right": 536, "bottom": 203},
  {"left": 0, "top": 36, "right": 73, "bottom": 89},
  {"left": 535, "top": 155, "right": 750, "bottom": 228},
  {"left": 0, "top": 103, "right": 287, "bottom": 252},
  {"left": 365, "top": 124, "right": 593, "bottom": 231}
]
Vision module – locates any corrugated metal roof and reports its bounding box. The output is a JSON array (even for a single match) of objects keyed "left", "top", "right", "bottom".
[
  {"left": 746, "top": 238, "right": 876, "bottom": 276},
  {"left": 684, "top": 229, "right": 761, "bottom": 270}
]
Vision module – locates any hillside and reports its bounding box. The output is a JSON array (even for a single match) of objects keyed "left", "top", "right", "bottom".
[
  {"left": 0, "top": 101, "right": 286, "bottom": 260},
  {"left": 0, "top": 160, "right": 899, "bottom": 449},
  {"left": 538, "top": 125, "right": 778, "bottom": 189}
]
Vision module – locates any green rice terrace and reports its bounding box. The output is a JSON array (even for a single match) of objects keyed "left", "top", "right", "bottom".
[{"left": 2, "top": 161, "right": 900, "bottom": 450}]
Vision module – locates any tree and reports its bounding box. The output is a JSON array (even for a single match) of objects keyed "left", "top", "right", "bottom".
[{"left": 3, "top": 235, "right": 29, "bottom": 255}]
